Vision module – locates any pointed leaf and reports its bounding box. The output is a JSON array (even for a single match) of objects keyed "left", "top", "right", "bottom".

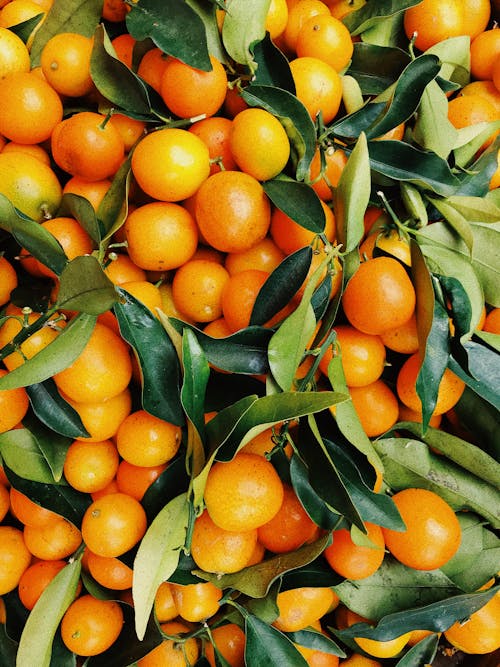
[
  {"left": 428, "top": 195, "right": 474, "bottom": 254},
  {"left": 245, "top": 615, "right": 308, "bottom": 667},
  {"left": 396, "top": 633, "right": 439, "bottom": 667},
  {"left": 0, "top": 430, "right": 55, "bottom": 484},
  {"left": 98, "top": 155, "right": 132, "bottom": 241},
  {"left": 263, "top": 179, "right": 325, "bottom": 233},
  {"left": 290, "top": 454, "right": 341, "bottom": 530},
  {"left": 185, "top": 0, "right": 226, "bottom": 65},
  {"left": 56, "top": 256, "right": 118, "bottom": 315},
  {"left": 26, "top": 378, "right": 90, "bottom": 439},
  {"left": 413, "top": 80, "right": 458, "bottom": 158},
  {"left": 58, "top": 193, "right": 101, "bottom": 244},
  {"left": 221, "top": 0, "right": 270, "bottom": 71},
  {"left": 21, "top": 413, "right": 70, "bottom": 482},
  {"left": 347, "top": 43, "right": 410, "bottom": 95},
  {"left": 252, "top": 33, "right": 295, "bottom": 91},
  {"left": 342, "top": 0, "right": 421, "bottom": 35}
]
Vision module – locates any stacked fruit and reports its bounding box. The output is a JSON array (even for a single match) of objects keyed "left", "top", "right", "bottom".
[{"left": 0, "top": 0, "right": 499, "bottom": 665}]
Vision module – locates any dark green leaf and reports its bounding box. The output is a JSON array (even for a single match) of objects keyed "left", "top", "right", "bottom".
[
  {"left": 27, "top": 379, "right": 89, "bottom": 439},
  {"left": 290, "top": 454, "right": 341, "bottom": 530},
  {"left": 449, "top": 354, "right": 500, "bottom": 413},
  {"left": 142, "top": 455, "right": 190, "bottom": 523},
  {"left": 250, "top": 247, "right": 312, "bottom": 326},
  {"left": 285, "top": 629, "right": 345, "bottom": 657},
  {"left": 126, "top": 0, "right": 211, "bottom": 70},
  {"left": 329, "top": 102, "right": 386, "bottom": 142},
  {"left": 9, "top": 14, "right": 44, "bottom": 43},
  {"left": 367, "top": 141, "right": 461, "bottom": 196},
  {"left": 461, "top": 340, "right": 500, "bottom": 406},
  {"left": 245, "top": 615, "right": 309, "bottom": 667},
  {"left": 347, "top": 43, "right": 410, "bottom": 95},
  {"left": 0, "top": 312, "right": 96, "bottom": 390},
  {"left": 181, "top": 329, "right": 209, "bottom": 475},
  {"left": 342, "top": 0, "right": 421, "bottom": 35},
  {"left": 30, "top": 0, "right": 103, "bottom": 66},
  {"left": 98, "top": 155, "right": 132, "bottom": 242},
  {"left": 253, "top": 33, "right": 295, "bottom": 92},
  {"left": 0, "top": 623, "right": 17, "bottom": 666},
  {"left": 455, "top": 138, "right": 500, "bottom": 197},
  {"left": 242, "top": 85, "right": 316, "bottom": 181},
  {"left": 395, "top": 633, "right": 439, "bottom": 667},
  {"left": 58, "top": 193, "right": 101, "bottom": 244},
  {"left": 56, "top": 256, "right": 117, "bottom": 315},
  {"left": 185, "top": 0, "right": 226, "bottom": 65},
  {"left": 263, "top": 179, "right": 325, "bottom": 233},
  {"left": 221, "top": 0, "right": 269, "bottom": 71},
  {"left": 454, "top": 387, "right": 499, "bottom": 460},
  {"left": 114, "top": 288, "right": 184, "bottom": 425}
]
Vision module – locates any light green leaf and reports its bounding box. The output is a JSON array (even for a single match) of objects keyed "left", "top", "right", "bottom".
[
  {"left": 0, "top": 428, "right": 55, "bottom": 483},
  {"left": 56, "top": 256, "right": 118, "bottom": 315},
  {"left": 413, "top": 80, "right": 458, "bottom": 159},
  {"left": 222, "top": 0, "right": 270, "bottom": 71}
]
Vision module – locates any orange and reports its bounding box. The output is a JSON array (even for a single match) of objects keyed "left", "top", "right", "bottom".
[
  {"left": 24, "top": 517, "right": 82, "bottom": 560},
  {"left": 296, "top": 14, "right": 353, "bottom": 72},
  {"left": 494, "top": 58, "right": 500, "bottom": 94},
  {"left": 406, "top": 629, "right": 435, "bottom": 647},
  {"left": 359, "top": 228, "right": 411, "bottom": 266},
  {"left": 111, "top": 32, "right": 135, "bottom": 67},
  {"left": 104, "top": 252, "right": 146, "bottom": 285},
  {"left": 62, "top": 388, "right": 132, "bottom": 442},
  {"left": 380, "top": 313, "right": 419, "bottom": 355},
  {"left": 195, "top": 170, "right": 272, "bottom": 253},
  {"left": 273, "top": 587, "right": 338, "bottom": 632},
  {"left": 0, "top": 150, "right": 62, "bottom": 221},
  {"left": 204, "top": 452, "right": 284, "bottom": 531},
  {"left": 460, "top": 80, "right": 500, "bottom": 115},
  {"left": 0, "top": 72, "right": 62, "bottom": 144},
  {"left": 398, "top": 404, "right": 442, "bottom": 429},
  {"left": 86, "top": 551, "right": 134, "bottom": 590},
  {"left": 116, "top": 460, "right": 166, "bottom": 501},
  {"left": 18, "top": 559, "right": 68, "bottom": 609},
  {"left": 339, "top": 654, "right": 381, "bottom": 667},
  {"left": 447, "top": 94, "right": 498, "bottom": 150},
  {"left": 108, "top": 113, "right": 145, "bottom": 151},
  {"left": 270, "top": 199, "right": 336, "bottom": 255},
  {"left": 125, "top": 201, "right": 198, "bottom": 271},
  {"left": 328, "top": 0, "right": 366, "bottom": 20},
  {"left": 170, "top": 581, "right": 222, "bottom": 622},
  {"left": 2, "top": 140, "right": 50, "bottom": 164},
  {"left": 205, "top": 622, "right": 246, "bottom": 667},
  {"left": 229, "top": 108, "right": 290, "bottom": 181},
  {"left": 225, "top": 236, "right": 285, "bottom": 275},
  {"left": 137, "top": 620, "right": 200, "bottom": 666},
  {"left": 36, "top": 216, "right": 94, "bottom": 278},
  {"left": 470, "top": 28, "right": 500, "bottom": 81},
  {"left": 154, "top": 582, "right": 178, "bottom": 622},
  {"left": 483, "top": 308, "right": 500, "bottom": 334},
  {"left": 91, "top": 479, "right": 120, "bottom": 501},
  {"left": 116, "top": 409, "right": 181, "bottom": 467},
  {"left": 172, "top": 259, "right": 230, "bottom": 323},
  {"left": 348, "top": 380, "right": 399, "bottom": 438},
  {"left": 160, "top": 54, "right": 227, "bottom": 119},
  {"left": 283, "top": 0, "right": 330, "bottom": 53},
  {"left": 9, "top": 487, "right": 59, "bottom": 526},
  {"left": 0, "top": 368, "right": 29, "bottom": 432},
  {"left": 0, "top": 483, "right": 9, "bottom": 522},
  {"left": 382, "top": 488, "right": 461, "bottom": 571},
  {"left": 319, "top": 325, "right": 386, "bottom": 388},
  {"left": 462, "top": 0, "right": 491, "bottom": 40},
  {"left": 137, "top": 47, "right": 168, "bottom": 93},
  {"left": 241, "top": 425, "right": 293, "bottom": 458},
  {"left": 54, "top": 321, "right": 132, "bottom": 404},
  {"left": 324, "top": 522, "right": 385, "bottom": 580},
  {"left": 190, "top": 509, "right": 258, "bottom": 574},
  {"left": 203, "top": 317, "right": 232, "bottom": 338},
  {"left": 403, "top": 0, "right": 464, "bottom": 52},
  {"left": 0, "top": 526, "right": 31, "bottom": 595},
  {"left": 444, "top": 591, "right": 500, "bottom": 654},
  {"left": 396, "top": 351, "right": 466, "bottom": 416},
  {"left": 0, "top": 27, "right": 30, "bottom": 78},
  {"left": 40, "top": 32, "right": 94, "bottom": 97},
  {"left": 63, "top": 439, "right": 119, "bottom": 493},
  {"left": 81, "top": 492, "right": 147, "bottom": 557},
  {"left": 102, "top": 0, "right": 129, "bottom": 22},
  {"left": 61, "top": 594, "right": 124, "bottom": 656},
  {"left": 344, "top": 610, "right": 411, "bottom": 659},
  {"left": 120, "top": 280, "right": 163, "bottom": 315},
  {"left": 131, "top": 127, "right": 210, "bottom": 202},
  {"left": 188, "top": 115, "right": 237, "bottom": 175},
  {"left": 257, "top": 483, "right": 317, "bottom": 553},
  {"left": 289, "top": 56, "right": 343, "bottom": 124},
  {"left": 342, "top": 257, "right": 416, "bottom": 335},
  {"left": 309, "top": 146, "right": 348, "bottom": 201},
  {"left": 223, "top": 84, "right": 248, "bottom": 118},
  {"left": 51, "top": 111, "right": 125, "bottom": 181},
  {"left": 62, "top": 175, "right": 112, "bottom": 210}
]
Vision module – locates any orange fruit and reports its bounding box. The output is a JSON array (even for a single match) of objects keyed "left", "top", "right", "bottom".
[
  {"left": 444, "top": 591, "right": 500, "bottom": 654},
  {"left": 0, "top": 483, "right": 9, "bottom": 522},
  {"left": 273, "top": 587, "right": 338, "bottom": 632},
  {"left": 63, "top": 388, "right": 132, "bottom": 443},
  {"left": 309, "top": 146, "right": 348, "bottom": 201},
  {"left": 18, "top": 559, "right": 68, "bottom": 609},
  {"left": 382, "top": 488, "right": 461, "bottom": 571},
  {"left": 111, "top": 32, "right": 135, "bottom": 67},
  {"left": 137, "top": 620, "right": 200, "bottom": 666},
  {"left": 483, "top": 307, "right": 500, "bottom": 334},
  {"left": 0, "top": 368, "right": 29, "bottom": 432},
  {"left": 195, "top": 170, "right": 272, "bottom": 253},
  {"left": 108, "top": 113, "right": 145, "bottom": 151},
  {"left": 229, "top": 108, "right": 290, "bottom": 181},
  {"left": 403, "top": 0, "right": 464, "bottom": 52},
  {"left": 116, "top": 460, "right": 166, "bottom": 501},
  {"left": 137, "top": 47, "right": 168, "bottom": 93},
  {"left": 170, "top": 581, "right": 222, "bottom": 622},
  {"left": 470, "top": 28, "right": 500, "bottom": 81},
  {"left": 86, "top": 551, "right": 134, "bottom": 590},
  {"left": 172, "top": 258, "right": 230, "bottom": 323},
  {"left": 9, "top": 487, "right": 59, "bottom": 526},
  {"left": 462, "top": 0, "right": 491, "bottom": 40},
  {"left": 283, "top": 0, "right": 330, "bottom": 53},
  {"left": 188, "top": 115, "right": 237, "bottom": 174},
  {"left": 0, "top": 526, "right": 31, "bottom": 595},
  {"left": 342, "top": 257, "right": 416, "bottom": 335},
  {"left": 324, "top": 522, "right": 385, "bottom": 580},
  {"left": 2, "top": 140, "right": 50, "bottom": 165},
  {"left": 359, "top": 228, "right": 411, "bottom": 266},
  {"left": 116, "top": 409, "right": 181, "bottom": 467},
  {"left": 343, "top": 610, "right": 411, "bottom": 659},
  {"left": 125, "top": 201, "right": 198, "bottom": 271},
  {"left": 23, "top": 517, "right": 82, "bottom": 560},
  {"left": 120, "top": 280, "right": 163, "bottom": 315},
  {"left": 62, "top": 175, "right": 112, "bottom": 210},
  {"left": 460, "top": 80, "right": 500, "bottom": 115},
  {"left": 0, "top": 26, "right": 30, "bottom": 78},
  {"left": 328, "top": 0, "right": 366, "bottom": 20},
  {"left": 447, "top": 94, "right": 498, "bottom": 150},
  {"left": 154, "top": 582, "right": 178, "bottom": 622},
  {"left": 40, "top": 32, "right": 94, "bottom": 97},
  {"left": 102, "top": 0, "right": 129, "bottom": 22},
  {"left": 131, "top": 127, "right": 210, "bottom": 202},
  {"left": 63, "top": 439, "right": 119, "bottom": 493},
  {"left": 205, "top": 622, "right": 246, "bottom": 667},
  {"left": 270, "top": 199, "right": 336, "bottom": 255},
  {"left": 160, "top": 54, "right": 227, "bottom": 119},
  {"left": 289, "top": 56, "right": 343, "bottom": 123},
  {"left": 396, "top": 351, "right": 466, "bottom": 416},
  {"left": 347, "top": 380, "right": 399, "bottom": 438},
  {"left": 296, "top": 14, "right": 353, "bottom": 72},
  {"left": 225, "top": 236, "right": 285, "bottom": 275},
  {"left": 104, "top": 252, "right": 146, "bottom": 285},
  {"left": 61, "top": 594, "right": 124, "bottom": 656},
  {"left": 380, "top": 313, "right": 419, "bottom": 355},
  {"left": 339, "top": 654, "right": 381, "bottom": 667},
  {"left": 36, "top": 216, "right": 94, "bottom": 278},
  {"left": 398, "top": 403, "right": 442, "bottom": 429}
]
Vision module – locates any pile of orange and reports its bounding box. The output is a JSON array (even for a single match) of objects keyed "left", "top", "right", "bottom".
[{"left": 0, "top": 0, "right": 499, "bottom": 664}]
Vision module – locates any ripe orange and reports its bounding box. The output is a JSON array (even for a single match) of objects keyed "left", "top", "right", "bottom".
[
  {"left": 62, "top": 387, "right": 132, "bottom": 443},
  {"left": 229, "top": 108, "right": 290, "bottom": 181},
  {"left": 359, "top": 228, "right": 411, "bottom": 266},
  {"left": 18, "top": 559, "right": 67, "bottom": 609},
  {"left": 160, "top": 54, "right": 227, "bottom": 119},
  {"left": 289, "top": 56, "right": 343, "bottom": 124},
  {"left": 116, "top": 460, "right": 166, "bottom": 501},
  {"left": 131, "top": 128, "right": 210, "bottom": 202},
  {"left": 36, "top": 216, "right": 94, "bottom": 278},
  {"left": 125, "top": 201, "right": 198, "bottom": 271},
  {"left": 137, "top": 47, "right": 168, "bottom": 93},
  {"left": 273, "top": 587, "right": 338, "bottom": 632},
  {"left": 111, "top": 32, "right": 135, "bottom": 67},
  {"left": 0, "top": 483, "right": 9, "bottom": 522},
  {"left": 205, "top": 622, "right": 246, "bottom": 667},
  {"left": 102, "top": 0, "right": 129, "bottom": 22},
  {"left": 447, "top": 94, "right": 498, "bottom": 150},
  {"left": 460, "top": 80, "right": 500, "bottom": 115},
  {"left": 120, "top": 280, "right": 163, "bottom": 315},
  {"left": 0, "top": 368, "right": 29, "bottom": 432},
  {"left": 270, "top": 199, "right": 336, "bottom": 255},
  {"left": 342, "top": 257, "right": 416, "bottom": 335},
  {"left": 63, "top": 439, "right": 119, "bottom": 493},
  {"left": 62, "top": 175, "right": 112, "bottom": 210},
  {"left": 116, "top": 409, "right": 181, "bottom": 467},
  {"left": 86, "top": 551, "right": 134, "bottom": 590},
  {"left": 444, "top": 592, "right": 500, "bottom": 654},
  {"left": 137, "top": 620, "right": 200, "bottom": 666},
  {"left": 108, "top": 113, "right": 145, "bottom": 151},
  {"left": 9, "top": 487, "right": 59, "bottom": 526},
  {"left": 204, "top": 452, "right": 284, "bottom": 531},
  {"left": 470, "top": 28, "right": 500, "bottom": 81},
  {"left": 170, "top": 581, "right": 223, "bottom": 622},
  {"left": 396, "top": 351, "right": 466, "bottom": 416},
  {"left": 81, "top": 492, "right": 147, "bottom": 557},
  {"left": 61, "top": 594, "right": 124, "bottom": 656},
  {"left": 0, "top": 26, "right": 30, "bottom": 78},
  {"left": 23, "top": 517, "right": 82, "bottom": 560},
  {"left": 0, "top": 525, "right": 32, "bottom": 595},
  {"left": 189, "top": 115, "right": 237, "bottom": 174},
  {"left": 483, "top": 308, "right": 500, "bottom": 334},
  {"left": 309, "top": 146, "right": 348, "bottom": 201},
  {"left": 324, "top": 522, "right": 385, "bottom": 580},
  {"left": 348, "top": 379, "right": 399, "bottom": 438},
  {"left": 296, "top": 14, "right": 353, "bottom": 72},
  {"left": 225, "top": 236, "right": 285, "bottom": 275},
  {"left": 154, "top": 582, "right": 178, "bottom": 623},
  {"left": 172, "top": 258, "right": 230, "bottom": 323},
  {"left": 380, "top": 313, "right": 419, "bottom": 355},
  {"left": 382, "top": 488, "right": 461, "bottom": 571},
  {"left": 403, "top": 0, "right": 464, "bottom": 52},
  {"left": 40, "top": 32, "right": 94, "bottom": 97},
  {"left": 339, "top": 654, "right": 382, "bottom": 667},
  {"left": 283, "top": 0, "right": 330, "bottom": 53}
]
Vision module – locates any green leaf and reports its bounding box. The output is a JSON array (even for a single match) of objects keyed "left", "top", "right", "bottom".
[
  {"left": 285, "top": 629, "right": 345, "bottom": 657},
  {"left": 98, "top": 155, "right": 133, "bottom": 242},
  {"left": 0, "top": 623, "right": 17, "bottom": 666},
  {"left": 221, "top": 0, "right": 270, "bottom": 71},
  {"left": 58, "top": 193, "right": 101, "bottom": 244},
  {"left": 367, "top": 141, "right": 461, "bottom": 196},
  {"left": 133, "top": 493, "right": 189, "bottom": 640},
  {"left": 56, "top": 256, "right": 118, "bottom": 315},
  {"left": 425, "top": 36, "right": 471, "bottom": 90},
  {"left": 9, "top": 13, "right": 44, "bottom": 43},
  {"left": 400, "top": 183, "right": 428, "bottom": 228},
  {"left": 185, "top": 0, "right": 226, "bottom": 65},
  {"left": 26, "top": 379, "right": 90, "bottom": 439},
  {"left": 413, "top": 80, "right": 458, "bottom": 159},
  {"left": 460, "top": 340, "right": 500, "bottom": 408},
  {"left": 290, "top": 454, "right": 341, "bottom": 530},
  {"left": 347, "top": 43, "right": 410, "bottom": 95},
  {"left": 30, "top": 0, "right": 103, "bottom": 66},
  {"left": 454, "top": 121, "right": 500, "bottom": 168},
  {"left": 196, "top": 533, "right": 330, "bottom": 598},
  {"left": 22, "top": 413, "right": 70, "bottom": 483},
  {"left": 250, "top": 247, "right": 312, "bottom": 327},
  {"left": 455, "top": 137, "right": 500, "bottom": 197},
  {"left": 342, "top": 0, "right": 421, "bottom": 35},
  {"left": 263, "top": 179, "right": 325, "bottom": 233},
  {"left": 114, "top": 289, "right": 184, "bottom": 426},
  {"left": 427, "top": 195, "right": 474, "bottom": 254},
  {"left": 241, "top": 85, "right": 316, "bottom": 181},
  {"left": 142, "top": 454, "right": 190, "bottom": 523},
  {"left": 454, "top": 387, "right": 500, "bottom": 460},
  {"left": 373, "top": 438, "right": 500, "bottom": 528},
  {"left": 448, "top": 353, "right": 500, "bottom": 412},
  {"left": 17, "top": 560, "right": 82, "bottom": 667},
  {"left": 126, "top": 0, "right": 211, "bottom": 70},
  {"left": 335, "top": 133, "right": 370, "bottom": 253},
  {"left": 252, "top": 33, "right": 295, "bottom": 92},
  {"left": 396, "top": 633, "right": 439, "bottom": 667},
  {"left": 0, "top": 313, "right": 96, "bottom": 390},
  {"left": 0, "top": 429, "right": 54, "bottom": 483},
  {"left": 329, "top": 102, "right": 386, "bottom": 142},
  {"left": 245, "top": 615, "right": 308, "bottom": 667}
]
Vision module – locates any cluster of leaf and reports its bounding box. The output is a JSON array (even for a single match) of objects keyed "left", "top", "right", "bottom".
[{"left": 0, "top": 0, "right": 499, "bottom": 665}]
